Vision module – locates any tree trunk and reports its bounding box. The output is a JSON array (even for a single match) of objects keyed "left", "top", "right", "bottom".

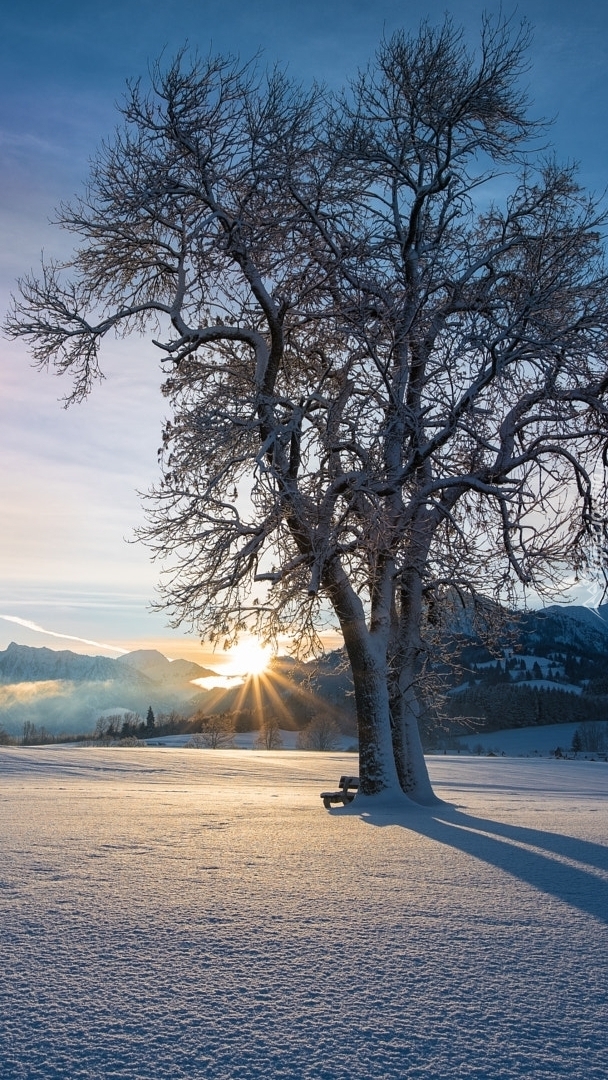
[
  {"left": 390, "top": 675, "right": 439, "bottom": 804},
  {"left": 388, "top": 552, "right": 439, "bottom": 804},
  {"left": 346, "top": 634, "right": 404, "bottom": 796},
  {"left": 324, "top": 559, "right": 428, "bottom": 800},
  {"left": 324, "top": 562, "right": 405, "bottom": 796}
]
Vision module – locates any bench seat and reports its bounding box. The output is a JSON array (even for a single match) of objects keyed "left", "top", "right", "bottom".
[{"left": 320, "top": 774, "right": 359, "bottom": 809}]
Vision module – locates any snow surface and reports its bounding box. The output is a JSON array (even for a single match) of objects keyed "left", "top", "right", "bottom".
[
  {"left": 1, "top": 747, "right": 607, "bottom": 1079},
  {"left": 452, "top": 722, "right": 592, "bottom": 757},
  {"left": 146, "top": 729, "right": 358, "bottom": 751}
]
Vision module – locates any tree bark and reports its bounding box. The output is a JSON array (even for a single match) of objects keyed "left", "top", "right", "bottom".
[
  {"left": 347, "top": 636, "right": 403, "bottom": 796},
  {"left": 390, "top": 674, "right": 438, "bottom": 804},
  {"left": 388, "top": 550, "right": 439, "bottom": 804}
]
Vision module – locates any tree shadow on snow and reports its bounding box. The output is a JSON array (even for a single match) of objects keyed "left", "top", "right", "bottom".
[{"left": 348, "top": 799, "right": 608, "bottom": 924}]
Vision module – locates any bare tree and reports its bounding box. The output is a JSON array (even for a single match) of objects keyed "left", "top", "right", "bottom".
[
  {"left": 573, "top": 720, "right": 608, "bottom": 754},
  {"left": 254, "top": 717, "right": 284, "bottom": 749},
  {"left": 191, "top": 711, "right": 235, "bottom": 748},
  {"left": 7, "top": 16, "right": 608, "bottom": 801},
  {"left": 94, "top": 714, "right": 122, "bottom": 743},
  {"left": 296, "top": 717, "right": 342, "bottom": 751},
  {"left": 95, "top": 711, "right": 142, "bottom": 743}
]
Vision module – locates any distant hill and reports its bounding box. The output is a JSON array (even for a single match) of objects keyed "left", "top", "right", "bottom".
[
  {"left": 520, "top": 604, "right": 608, "bottom": 655},
  {"left": 116, "top": 648, "right": 216, "bottom": 683},
  {"left": 440, "top": 604, "right": 608, "bottom": 741}
]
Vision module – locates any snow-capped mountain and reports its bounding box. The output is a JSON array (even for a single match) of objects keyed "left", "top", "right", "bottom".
[
  {"left": 0, "top": 642, "right": 123, "bottom": 683},
  {"left": 0, "top": 643, "right": 217, "bottom": 736},
  {"left": 523, "top": 604, "right": 608, "bottom": 654}
]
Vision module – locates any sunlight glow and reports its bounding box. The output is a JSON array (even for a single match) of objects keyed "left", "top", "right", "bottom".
[{"left": 223, "top": 639, "right": 274, "bottom": 677}]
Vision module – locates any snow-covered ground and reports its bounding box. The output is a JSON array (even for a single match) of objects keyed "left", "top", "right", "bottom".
[
  {"left": 1, "top": 746, "right": 606, "bottom": 1079},
  {"left": 451, "top": 721, "right": 589, "bottom": 757},
  {"left": 146, "top": 730, "right": 359, "bottom": 751}
]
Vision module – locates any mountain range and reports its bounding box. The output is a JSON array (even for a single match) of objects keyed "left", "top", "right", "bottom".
[
  {"left": 0, "top": 643, "right": 217, "bottom": 736},
  {"left": 2, "top": 604, "right": 608, "bottom": 738}
]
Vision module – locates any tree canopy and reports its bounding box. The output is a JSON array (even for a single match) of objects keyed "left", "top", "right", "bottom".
[{"left": 7, "top": 16, "right": 608, "bottom": 801}]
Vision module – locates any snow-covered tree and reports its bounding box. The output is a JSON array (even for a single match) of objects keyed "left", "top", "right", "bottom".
[{"left": 7, "top": 17, "right": 608, "bottom": 802}]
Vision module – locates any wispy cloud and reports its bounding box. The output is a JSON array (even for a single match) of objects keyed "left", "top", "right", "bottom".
[
  {"left": 0, "top": 679, "right": 69, "bottom": 706},
  {"left": 0, "top": 128, "right": 64, "bottom": 157},
  {"left": 0, "top": 615, "right": 128, "bottom": 654}
]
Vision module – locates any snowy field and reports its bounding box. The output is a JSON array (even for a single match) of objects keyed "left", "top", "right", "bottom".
[
  {"left": 1, "top": 747, "right": 607, "bottom": 1080},
  {"left": 452, "top": 722, "right": 589, "bottom": 757}
]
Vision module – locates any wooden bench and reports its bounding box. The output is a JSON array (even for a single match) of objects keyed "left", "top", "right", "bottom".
[{"left": 320, "top": 775, "right": 359, "bottom": 809}]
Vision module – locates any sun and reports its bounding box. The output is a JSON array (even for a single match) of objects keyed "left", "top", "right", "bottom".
[{"left": 223, "top": 639, "right": 273, "bottom": 678}]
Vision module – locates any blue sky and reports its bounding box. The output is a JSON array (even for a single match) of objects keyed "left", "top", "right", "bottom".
[{"left": 1, "top": 0, "right": 607, "bottom": 662}]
